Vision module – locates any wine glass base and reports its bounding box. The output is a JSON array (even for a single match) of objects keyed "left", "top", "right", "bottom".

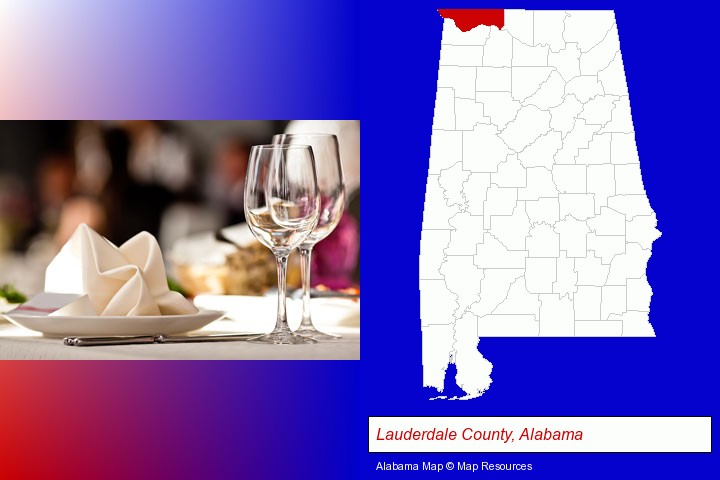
[
  {"left": 294, "top": 326, "right": 341, "bottom": 340},
  {"left": 248, "top": 330, "right": 318, "bottom": 345}
]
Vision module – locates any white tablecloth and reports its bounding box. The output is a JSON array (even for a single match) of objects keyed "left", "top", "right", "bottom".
[{"left": 0, "top": 320, "right": 359, "bottom": 360}]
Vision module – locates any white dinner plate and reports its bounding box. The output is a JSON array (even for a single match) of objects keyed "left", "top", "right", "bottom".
[
  {"left": 0, "top": 303, "right": 20, "bottom": 316},
  {"left": 1, "top": 309, "right": 225, "bottom": 337},
  {"left": 193, "top": 295, "right": 360, "bottom": 332}
]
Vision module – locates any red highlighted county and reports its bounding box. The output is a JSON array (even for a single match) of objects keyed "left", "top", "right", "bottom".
[{"left": 438, "top": 9, "right": 504, "bottom": 32}]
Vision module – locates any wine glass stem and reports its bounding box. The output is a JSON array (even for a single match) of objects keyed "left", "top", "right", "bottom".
[
  {"left": 274, "top": 254, "right": 291, "bottom": 333},
  {"left": 299, "top": 246, "right": 314, "bottom": 329}
]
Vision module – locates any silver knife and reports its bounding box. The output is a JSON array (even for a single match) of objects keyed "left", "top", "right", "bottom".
[
  {"left": 63, "top": 333, "right": 261, "bottom": 347},
  {"left": 296, "top": 289, "right": 360, "bottom": 300},
  {"left": 264, "top": 288, "right": 359, "bottom": 300}
]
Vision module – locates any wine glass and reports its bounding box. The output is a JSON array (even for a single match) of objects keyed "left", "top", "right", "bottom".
[
  {"left": 244, "top": 144, "right": 320, "bottom": 344},
  {"left": 273, "top": 133, "right": 345, "bottom": 340}
]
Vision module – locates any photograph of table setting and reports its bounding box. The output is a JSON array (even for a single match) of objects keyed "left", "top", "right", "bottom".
[{"left": 0, "top": 120, "right": 360, "bottom": 360}]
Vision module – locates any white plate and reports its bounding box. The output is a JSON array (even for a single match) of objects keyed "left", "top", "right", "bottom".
[
  {"left": 0, "top": 303, "right": 20, "bottom": 316},
  {"left": 193, "top": 295, "right": 360, "bottom": 332},
  {"left": 1, "top": 309, "right": 225, "bottom": 337}
]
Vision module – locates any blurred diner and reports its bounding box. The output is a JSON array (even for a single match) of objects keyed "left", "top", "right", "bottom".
[{"left": 0, "top": 120, "right": 360, "bottom": 299}]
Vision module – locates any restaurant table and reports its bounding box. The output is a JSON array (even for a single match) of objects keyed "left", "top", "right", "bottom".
[{"left": 0, "top": 320, "right": 359, "bottom": 360}]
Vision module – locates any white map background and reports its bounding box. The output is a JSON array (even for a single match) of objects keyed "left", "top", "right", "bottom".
[{"left": 420, "top": 10, "right": 661, "bottom": 400}]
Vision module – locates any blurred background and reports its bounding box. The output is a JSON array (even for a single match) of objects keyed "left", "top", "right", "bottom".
[{"left": 0, "top": 120, "right": 360, "bottom": 297}]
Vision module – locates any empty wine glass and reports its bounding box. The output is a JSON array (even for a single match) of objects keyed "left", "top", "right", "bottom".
[
  {"left": 273, "top": 133, "right": 345, "bottom": 340},
  {"left": 244, "top": 144, "right": 320, "bottom": 344}
]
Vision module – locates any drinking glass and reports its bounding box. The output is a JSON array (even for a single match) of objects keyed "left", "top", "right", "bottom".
[
  {"left": 245, "top": 144, "right": 320, "bottom": 344},
  {"left": 273, "top": 134, "right": 345, "bottom": 340}
]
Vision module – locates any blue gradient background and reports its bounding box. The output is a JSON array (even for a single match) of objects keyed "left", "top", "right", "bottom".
[
  {"left": 1, "top": 0, "right": 719, "bottom": 479},
  {"left": 0, "top": 0, "right": 358, "bottom": 118}
]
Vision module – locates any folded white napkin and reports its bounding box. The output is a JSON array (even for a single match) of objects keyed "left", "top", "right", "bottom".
[{"left": 44, "top": 224, "right": 198, "bottom": 316}]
